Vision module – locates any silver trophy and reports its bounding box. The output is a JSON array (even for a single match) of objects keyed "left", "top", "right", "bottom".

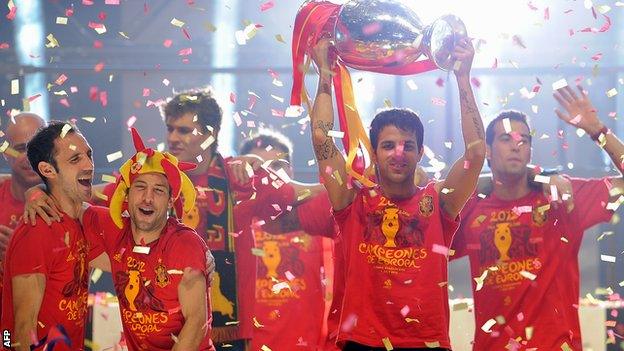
[{"left": 333, "top": 0, "right": 467, "bottom": 72}]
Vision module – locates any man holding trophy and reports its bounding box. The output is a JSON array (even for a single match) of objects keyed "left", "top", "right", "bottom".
[{"left": 302, "top": 1, "right": 486, "bottom": 346}]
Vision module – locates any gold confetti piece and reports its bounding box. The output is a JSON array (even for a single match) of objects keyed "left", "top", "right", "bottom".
[
  {"left": 585, "top": 293, "right": 599, "bottom": 304},
  {"left": 10, "top": 79, "right": 19, "bottom": 95},
  {"left": 0, "top": 140, "right": 9, "bottom": 153},
  {"left": 60, "top": 123, "right": 72, "bottom": 138},
  {"left": 253, "top": 317, "right": 264, "bottom": 328},
  {"left": 424, "top": 341, "right": 441, "bottom": 348},
  {"left": 91, "top": 268, "right": 103, "bottom": 283},
  {"left": 38, "top": 321, "right": 45, "bottom": 328},
  {"left": 69, "top": 144, "right": 76, "bottom": 151},
  {"left": 84, "top": 340, "right": 100, "bottom": 351},
  {"left": 171, "top": 18, "right": 185, "bottom": 27},
  {"left": 453, "top": 302, "right": 469, "bottom": 311},
  {"left": 56, "top": 17, "right": 68, "bottom": 25},
  {"left": 260, "top": 345, "right": 272, "bottom": 351},
  {"left": 383, "top": 98, "right": 392, "bottom": 108},
  {"left": 495, "top": 315, "right": 506, "bottom": 324},
  {"left": 297, "top": 189, "right": 312, "bottom": 202},
  {"left": 106, "top": 151, "right": 123, "bottom": 163},
  {"left": 381, "top": 337, "right": 393, "bottom": 350},
  {"left": 45, "top": 33, "right": 60, "bottom": 48},
  {"left": 405, "top": 317, "right": 419, "bottom": 323},
  {"left": 167, "top": 269, "right": 184, "bottom": 274},
  {"left": 251, "top": 248, "right": 265, "bottom": 257},
  {"left": 481, "top": 318, "right": 496, "bottom": 333},
  {"left": 441, "top": 188, "right": 454, "bottom": 194},
  {"left": 171, "top": 333, "right": 179, "bottom": 344},
  {"left": 526, "top": 326, "right": 534, "bottom": 340},
  {"left": 93, "top": 191, "right": 107, "bottom": 202},
  {"left": 552, "top": 79, "right": 568, "bottom": 90},
  {"left": 275, "top": 34, "right": 286, "bottom": 43},
  {"left": 606, "top": 88, "right": 618, "bottom": 98},
  {"left": 536, "top": 204, "right": 550, "bottom": 214},
  {"left": 332, "top": 170, "right": 343, "bottom": 186},
  {"left": 82, "top": 116, "right": 96, "bottom": 123},
  {"left": 561, "top": 342, "right": 572, "bottom": 351},
  {"left": 203, "top": 21, "right": 216, "bottom": 32}
]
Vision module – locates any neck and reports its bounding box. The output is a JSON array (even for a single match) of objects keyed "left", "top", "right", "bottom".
[
  {"left": 379, "top": 179, "right": 417, "bottom": 200},
  {"left": 186, "top": 150, "right": 215, "bottom": 176},
  {"left": 492, "top": 171, "right": 531, "bottom": 201},
  {"left": 9, "top": 176, "right": 34, "bottom": 203},
  {"left": 131, "top": 223, "right": 165, "bottom": 245},
  {"left": 49, "top": 186, "right": 82, "bottom": 219}
]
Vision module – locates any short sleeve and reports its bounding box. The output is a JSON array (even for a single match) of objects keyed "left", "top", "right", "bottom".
[
  {"left": 297, "top": 192, "right": 337, "bottom": 237},
  {"left": 167, "top": 231, "right": 209, "bottom": 276},
  {"left": 569, "top": 177, "right": 613, "bottom": 230},
  {"left": 7, "top": 224, "right": 52, "bottom": 276}
]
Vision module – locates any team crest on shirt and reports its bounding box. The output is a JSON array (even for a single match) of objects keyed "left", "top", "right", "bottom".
[
  {"left": 418, "top": 195, "right": 434, "bottom": 217},
  {"left": 154, "top": 259, "right": 170, "bottom": 288},
  {"left": 531, "top": 206, "right": 548, "bottom": 226}
]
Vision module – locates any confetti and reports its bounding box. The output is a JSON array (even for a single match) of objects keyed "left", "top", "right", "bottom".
[
  {"left": 327, "top": 130, "right": 344, "bottom": 138},
  {"left": 533, "top": 174, "right": 550, "bottom": 184},
  {"left": 171, "top": 18, "right": 185, "bottom": 27},
  {"left": 132, "top": 246, "right": 150, "bottom": 254},
  {"left": 46, "top": 33, "right": 60, "bottom": 48},
  {"left": 606, "top": 88, "right": 618, "bottom": 98},
  {"left": 106, "top": 151, "right": 123, "bottom": 162},
  {"left": 260, "top": 0, "right": 274, "bottom": 11},
  {"left": 424, "top": 341, "right": 441, "bottom": 348},
  {"left": 552, "top": 79, "right": 568, "bottom": 90},
  {"left": 275, "top": 34, "right": 286, "bottom": 43},
  {"left": 474, "top": 270, "right": 489, "bottom": 291},
  {"left": 406, "top": 79, "right": 418, "bottom": 90},
  {"left": 91, "top": 268, "right": 103, "bottom": 283},
  {"left": 56, "top": 17, "right": 68, "bottom": 25},
  {"left": 60, "top": 124, "right": 72, "bottom": 138},
  {"left": 600, "top": 254, "right": 616, "bottom": 263},
  {"left": 10, "top": 79, "right": 18, "bottom": 95},
  {"left": 520, "top": 270, "right": 537, "bottom": 280},
  {"left": 481, "top": 318, "right": 496, "bottom": 333},
  {"left": 432, "top": 244, "right": 449, "bottom": 256}
]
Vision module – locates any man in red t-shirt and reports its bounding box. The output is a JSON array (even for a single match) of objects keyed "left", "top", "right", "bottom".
[
  {"left": 239, "top": 130, "right": 330, "bottom": 350},
  {"left": 450, "top": 85, "right": 622, "bottom": 350},
  {"left": 160, "top": 88, "right": 320, "bottom": 350},
  {"left": 83, "top": 128, "right": 214, "bottom": 351},
  {"left": 0, "top": 113, "right": 46, "bottom": 312},
  {"left": 307, "top": 38, "right": 485, "bottom": 350},
  {"left": 1, "top": 122, "right": 107, "bottom": 351}
]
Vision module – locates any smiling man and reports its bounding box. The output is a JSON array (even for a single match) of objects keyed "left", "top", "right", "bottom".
[{"left": 1, "top": 121, "right": 106, "bottom": 351}]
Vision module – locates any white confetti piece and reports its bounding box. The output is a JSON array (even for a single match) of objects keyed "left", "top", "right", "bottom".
[
  {"left": 271, "top": 282, "right": 290, "bottom": 294},
  {"left": 200, "top": 135, "right": 215, "bottom": 150},
  {"left": 606, "top": 88, "right": 618, "bottom": 98},
  {"left": 106, "top": 151, "right": 123, "bottom": 163},
  {"left": 60, "top": 124, "right": 72, "bottom": 138},
  {"left": 600, "top": 254, "right": 616, "bottom": 263},
  {"left": 171, "top": 18, "right": 185, "bottom": 27},
  {"left": 132, "top": 246, "right": 150, "bottom": 254},
  {"left": 285, "top": 105, "right": 304, "bottom": 118},
  {"left": 327, "top": 130, "right": 344, "bottom": 138},
  {"left": 533, "top": 174, "right": 550, "bottom": 184},
  {"left": 406, "top": 79, "right": 418, "bottom": 90},
  {"left": 10, "top": 79, "right": 19, "bottom": 95},
  {"left": 502, "top": 118, "right": 511, "bottom": 133},
  {"left": 520, "top": 270, "right": 536, "bottom": 280},
  {"left": 552, "top": 79, "right": 568, "bottom": 90},
  {"left": 56, "top": 17, "right": 68, "bottom": 25},
  {"left": 481, "top": 318, "right": 496, "bottom": 333}
]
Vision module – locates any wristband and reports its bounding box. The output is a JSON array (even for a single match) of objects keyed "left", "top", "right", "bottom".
[{"left": 589, "top": 125, "right": 610, "bottom": 141}]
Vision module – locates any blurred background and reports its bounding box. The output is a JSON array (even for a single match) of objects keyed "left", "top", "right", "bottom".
[{"left": 0, "top": 0, "right": 622, "bottom": 300}]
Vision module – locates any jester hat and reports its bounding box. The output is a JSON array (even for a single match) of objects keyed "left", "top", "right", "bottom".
[{"left": 109, "top": 128, "right": 197, "bottom": 228}]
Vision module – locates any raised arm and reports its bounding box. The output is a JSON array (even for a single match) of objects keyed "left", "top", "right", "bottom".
[
  {"left": 554, "top": 84, "right": 624, "bottom": 192},
  {"left": 12, "top": 274, "right": 45, "bottom": 351},
  {"left": 173, "top": 267, "right": 208, "bottom": 351},
  {"left": 437, "top": 39, "right": 486, "bottom": 218},
  {"left": 309, "top": 39, "right": 355, "bottom": 211}
]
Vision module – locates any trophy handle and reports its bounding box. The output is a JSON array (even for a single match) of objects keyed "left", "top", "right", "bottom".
[{"left": 423, "top": 14, "right": 467, "bottom": 71}]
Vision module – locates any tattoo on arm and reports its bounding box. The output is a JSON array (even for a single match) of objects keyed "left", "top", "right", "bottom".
[
  {"left": 319, "top": 76, "right": 332, "bottom": 95},
  {"left": 459, "top": 86, "right": 484, "bottom": 139},
  {"left": 313, "top": 120, "right": 339, "bottom": 161}
]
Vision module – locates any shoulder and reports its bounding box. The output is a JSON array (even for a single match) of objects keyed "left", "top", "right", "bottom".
[
  {"left": 165, "top": 219, "right": 207, "bottom": 250},
  {"left": 10, "top": 219, "right": 56, "bottom": 247}
]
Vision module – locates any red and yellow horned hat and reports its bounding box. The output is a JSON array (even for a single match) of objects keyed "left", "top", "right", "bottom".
[{"left": 109, "top": 128, "right": 197, "bottom": 228}]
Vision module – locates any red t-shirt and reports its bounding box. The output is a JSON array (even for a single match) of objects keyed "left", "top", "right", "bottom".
[
  {"left": 451, "top": 177, "right": 612, "bottom": 350},
  {"left": 185, "top": 162, "right": 296, "bottom": 341},
  {"left": 250, "top": 228, "right": 326, "bottom": 350},
  {"left": 1, "top": 214, "right": 104, "bottom": 350},
  {"left": 83, "top": 206, "right": 215, "bottom": 351},
  {"left": 296, "top": 192, "right": 343, "bottom": 350},
  {"left": 333, "top": 182, "right": 459, "bottom": 348},
  {"left": 0, "top": 178, "right": 26, "bottom": 316}
]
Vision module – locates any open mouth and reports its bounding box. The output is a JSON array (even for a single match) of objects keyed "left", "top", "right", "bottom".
[
  {"left": 139, "top": 207, "right": 155, "bottom": 216},
  {"left": 78, "top": 178, "right": 92, "bottom": 187}
]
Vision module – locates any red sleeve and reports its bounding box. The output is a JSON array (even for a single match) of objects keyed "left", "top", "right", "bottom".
[
  {"left": 297, "top": 192, "right": 337, "bottom": 237},
  {"left": 167, "top": 231, "right": 209, "bottom": 276},
  {"left": 82, "top": 206, "right": 111, "bottom": 259},
  {"left": 569, "top": 177, "right": 613, "bottom": 230},
  {"left": 8, "top": 223, "right": 53, "bottom": 276}
]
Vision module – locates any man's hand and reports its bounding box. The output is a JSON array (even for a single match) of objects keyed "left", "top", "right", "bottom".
[
  {"left": 543, "top": 175, "right": 574, "bottom": 213},
  {"left": 452, "top": 37, "right": 475, "bottom": 79},
  {"left": 23, "top": 187, "right": 61, "bottom": 226},
  {"left": 228, "top": 155, "right": 263, "bottom": 185},
  {"left": 554, "top": 85, "right": 603, "bottom": 136}
]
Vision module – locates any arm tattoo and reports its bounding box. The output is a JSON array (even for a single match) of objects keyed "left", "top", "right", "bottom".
[
  {"left": 319, "top": 75, "right": 332, "bottom": 95},
  {"left": 459, "top": 86, "right": 485, "bottom": 139},
  {"left": 314, "top": 120, "right": 339, "bottom": 160}
]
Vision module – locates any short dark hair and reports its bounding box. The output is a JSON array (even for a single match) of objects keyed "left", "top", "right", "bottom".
[
  {"left": 27, "top": 121, "right": 79, "bottom": 185},
  {"left": 160, "top": 87, "right": 223, "bottom": 134},
  {"left": 238, "top": 129, "right": 293, "bottom": 161},
  {"left": 485, "top": 110, "right": 531, "bottom": 146},
  {"left": 370, "top": 108, "right": 424, "bottom": 151}
]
